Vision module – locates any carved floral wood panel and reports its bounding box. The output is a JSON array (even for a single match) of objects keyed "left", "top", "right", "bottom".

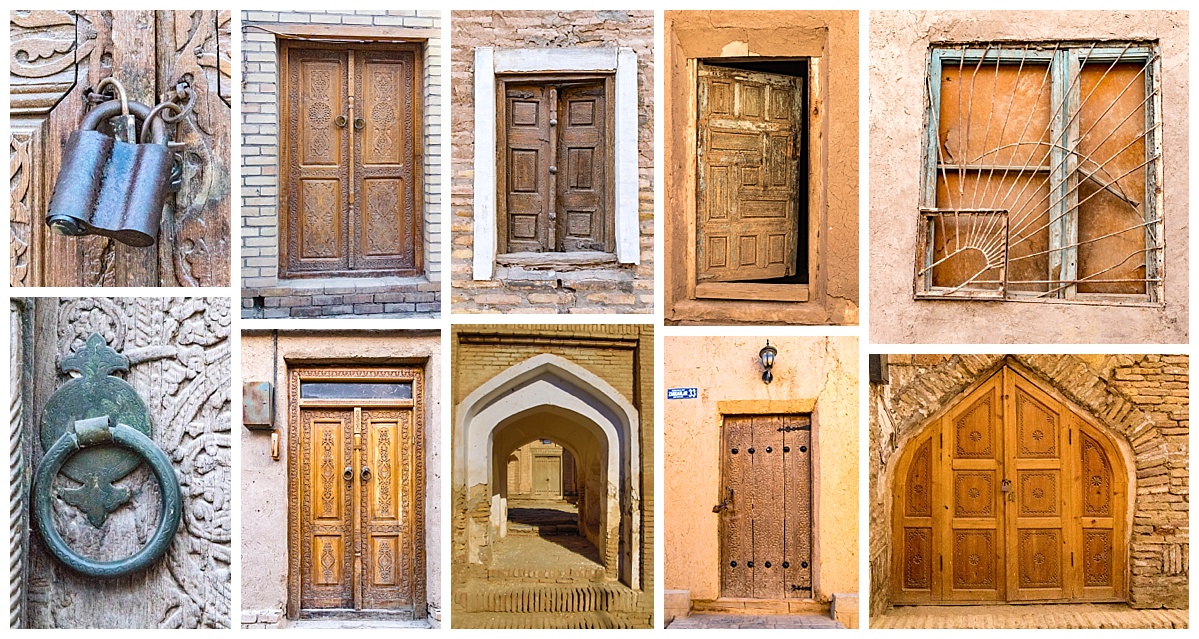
[
  {"left": 9, "top": 11, "right": 231, "bottom": 287},
  {"left": 23, "top": 297, "right": 231, "bottom": 628}
]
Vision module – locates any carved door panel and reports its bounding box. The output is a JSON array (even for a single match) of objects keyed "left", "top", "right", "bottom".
[
  {"left": 697, "top": 63, "right": 801, "bottom": 283},
  {"left": 10, "top": 10, "right": 232, "bottom": 287},
  {"left": 532, "top": 455, "right": 562, "bottom": 499},
  {"left": 720, "top": 415, "right": 812, "bottom": 599},
  {"left": 501, "top": 79, "right": 612, "bottom": 253},
  {"left": 14, "top": 297, "right": 231, "bottom": 628},
  {"left": 289, "top": 371, "right": 425, "bottom": 617},
  {"left": 282, "top": 43, "right": 420, "bottom": 278},
  {"left": 894, "top": 365, "right": 1127, "bottom": 604},
  {"left": 940, "top": 374, "right": 1004, "bottom": 601}
]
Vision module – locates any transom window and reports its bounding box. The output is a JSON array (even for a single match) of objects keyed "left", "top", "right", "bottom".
[{"left": 915, "top": 42, "right": 1162, "bottom": 303}]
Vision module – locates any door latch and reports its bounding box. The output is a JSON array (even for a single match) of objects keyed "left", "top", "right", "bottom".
[
  {"left": 32, "top": 333, "right": 181, "bottom": 578},
  {"left": 712, "top": 486, "right": 734, "bottom": 513}
]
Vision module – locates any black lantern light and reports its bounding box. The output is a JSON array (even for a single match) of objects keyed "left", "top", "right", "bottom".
[{"left": 759, "top": 340, "right": 778, "bottom": 384}]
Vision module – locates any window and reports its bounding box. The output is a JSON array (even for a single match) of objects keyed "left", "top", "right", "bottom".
[
  {"left": 498, "top": 76, "right": 613, "bottom": 254},
  {"left": 472, "top": 47, "right": 640, "bottom": 280},
  {"left": 696, "top": 58, "right": 809, "bottom": 301},
  {"left": 916, "top": 42, "right": 1162, "bottom": 303}
]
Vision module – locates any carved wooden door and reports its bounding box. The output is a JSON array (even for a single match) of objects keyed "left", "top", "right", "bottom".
[
  {"left": 281, "top": 43, "right": 420, "bottom": 278},
  {"left": 697, "top": 63, "right": 801, "bottom": 283},
  {"left": 720, "top": 415, "right": 812, "bottom": 599},
  {"left": 13, "top": 297, "right": 231, "bottom": 628},
  {"left": 501, "top": 79, "right": 612, "bottom": 253},
  {"left": 10, "top": 10, "right": 232, "bottom": 287},
  {"left": 290, "top": 370, "right": 425, "bottom": 617},
  {"left": 893, "top": 365, "right": 1127, "bottom": 604},
  {"left": 532, "top": 455, "right": 562, "bottom": 499}
]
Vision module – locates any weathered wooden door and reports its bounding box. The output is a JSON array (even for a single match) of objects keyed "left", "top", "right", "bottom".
[
  {"left": 281, "top": 42, "right": 421, "bottom": 278},
  {"left": 893, "top": 365, "right": 1127, "bottom": 604},
  {"left": 290, "top": 370, "right": 425, "bottom": 617},
  {"left": 697, "top": 63, "right": 801, "bottom": 283},
  {"left": 719, "top": 415, "right": 812, "bottom": 599},
  {"left": 532, "top": 455, "right": 562, "bottom": 499},
  {"left": 12, "top": 297, "right": 231, "bottom": 628},
  {"left": 10, "top": 10, "right": 231, "bottom": 287},
  {"left": 501, "top": 79, "right": 612, "bottom": 253}
]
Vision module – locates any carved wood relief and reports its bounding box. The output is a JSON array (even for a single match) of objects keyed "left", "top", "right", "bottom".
[
  {"left": 891, "top": 365, "right": 1128, "bottom": 605},
  {"left": 287, "top": 368, "right": 425, "bottom": 619},
  {"left": 719, "top": 414, "right": 812, "bottom": 599},
  {"left": 22, "top": 297, "right": 230, "bottom": 628},
  {"left": 9, "top": 11, "right": 231, "bottom": 287}
]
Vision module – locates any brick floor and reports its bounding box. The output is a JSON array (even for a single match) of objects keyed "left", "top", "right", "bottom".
[
  {"left": 668, "top": 613, "right": 844, "bottom": 629},
  {"left": 872, "top": 604, "right": 1188, "bottom": 629}
]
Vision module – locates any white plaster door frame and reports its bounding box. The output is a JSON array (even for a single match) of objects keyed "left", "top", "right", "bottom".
[{"left": 473, "top": 46, "right": 640, "bottom": 279}]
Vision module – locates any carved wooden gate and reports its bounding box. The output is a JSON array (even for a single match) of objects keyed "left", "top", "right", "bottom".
[
  {"left": 11, "top": 297, "right": 231, "bottom": 628},
  {"left": 288, "top": 368, "right": 425, "bottom": 617},
  {"left": 10, "top": 10, "right": 231, "bottom": 287},
  {"left": 697, "top": 63, "right": 802, "bottom": 283},
  {"left": 280, "top": 42, "right": 421, "bottom": 278},
  {"left": 719, "top": 414, "right": 812, "bottom": 599},
  {"left": 892, "top": 365, "right": 1127, "bottom": 603}
]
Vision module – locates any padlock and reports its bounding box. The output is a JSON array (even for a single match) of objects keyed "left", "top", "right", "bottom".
[{"left": 45, "top": 98, "right": 172, "bottom": 248}]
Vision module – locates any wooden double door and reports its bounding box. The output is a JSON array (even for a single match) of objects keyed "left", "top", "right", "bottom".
[
  {"left": 289, "top": 369, "right": 425, "bottom": 617},
  {"left": 719, "top": 415, "right": 813, "bottom": 599},
  {"left": 697, "top": 62, "right": 803, "bottom": 283},
  {"left": 532, "top": 454, "right": 563, "bottom": 499},
  {"left": 282, "top": 42, "right": 421, "bottom": 278},
  {"left": 893, "top": 365, "right": 1126, "bottom": 604}
]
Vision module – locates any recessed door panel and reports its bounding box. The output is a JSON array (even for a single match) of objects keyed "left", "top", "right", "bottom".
[{"left": 300, "top": 410, "right": 354, "bottom": 609}]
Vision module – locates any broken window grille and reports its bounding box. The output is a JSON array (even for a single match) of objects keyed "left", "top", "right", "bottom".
[{"left": 915, "top": 42, "right": 1163, "bottom": 303}]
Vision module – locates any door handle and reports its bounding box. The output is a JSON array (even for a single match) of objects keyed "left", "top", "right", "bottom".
[
  {"left": 334, "top": 114, "right": 348, "bottom": 128},
  {"left": 31, "top": 333, "right": 181, "bottom": 578},
  {"left": 354, "top": 117, "right": 366, "bottom": 130},
  {"left": 361, "top": 465, "right": 372, "bottom": 482},
  {"left": 344, "top": 466, "right": 354, "bottom": 481}
]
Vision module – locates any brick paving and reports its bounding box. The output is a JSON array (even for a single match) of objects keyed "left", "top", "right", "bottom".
[
  {"left": 872, "top": 604, "right": 1188, "bottom": 629},
  {"left": 668, "top": 613, "right": 844, "bottom": 629}
]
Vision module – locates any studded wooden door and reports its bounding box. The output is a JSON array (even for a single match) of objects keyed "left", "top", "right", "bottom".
[
  {"left": 892, "top": 365, "right": 1127, "bottom": 604},
  {"left": 697, "top": 63, "right": 801, "bottom": 283},
  {"left": 719, "top": 415, "right": 812, "bottom": 599},
  {"left": 500, "top": 78, "right": 613, "bottom": 253},
  {"left": 281, "top": 42, "right": 421, "bottom": 278},
  {"left": 290, "top": 369, "right": 425, "bottom": 617},
  {"left": 10, "top": 10, "right": 232, "bottom": 287}
]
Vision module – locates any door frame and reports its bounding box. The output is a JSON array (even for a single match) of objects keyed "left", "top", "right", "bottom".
[
  {"left": 286, "top": 366, "right": 426, "bottom": 619},
  {"left": 889, "top": 361, "right": 1132, "bottom": 604},
  {"left": 717, "top": 412, "right": 815, "bottom": 600},
  {"left": 278, "top": 37, "right": 425, "bottom": 280}
]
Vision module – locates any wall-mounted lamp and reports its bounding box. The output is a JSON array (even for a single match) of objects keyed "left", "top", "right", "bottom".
[{"left": 759, "top": 340, "right": 778, "bottom": 384}]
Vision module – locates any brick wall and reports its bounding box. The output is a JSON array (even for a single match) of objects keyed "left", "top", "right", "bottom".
[
  {"left": 241, "top": 10, "right": 442, "bottom": 318},
  {"left": 869, "top": 354, "right": 1189, "bottom": 614},
  {"left": 450, "top": 11, "right": 655, "bottom": 314}
]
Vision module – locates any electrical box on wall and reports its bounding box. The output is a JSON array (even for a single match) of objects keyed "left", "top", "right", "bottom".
[{"left": 242, "top": 381, "right": 274, "bottom": 429}]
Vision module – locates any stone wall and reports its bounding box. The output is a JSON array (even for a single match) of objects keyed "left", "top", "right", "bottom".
[
  {"left": 450, "top": 11, "right": 655, "bottom": 314},
  {"left": 869, "top": 10, "right": 1189, "bottom": 343},
  {"left": 663, "top": 337, "right": 859, "bottom": 616},
  {"left": 868, "top": 354, "right": 1189, "bottom": 616},
  {"left": 239, "top": 330, "right": 442, "bottom": 627},
  {"left": 240, "top": 10, "right": 442, "bottom": 318}
]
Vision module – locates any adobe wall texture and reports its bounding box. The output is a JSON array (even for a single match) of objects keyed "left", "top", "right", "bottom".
[
  {"left": 868, "top": 354, "right": 1188, "bottom": 617},
  {"left": 664, "top": 337, "right": 859, "bottom": 621},
  {"left": 450, "top": 11, "right": 655, "bottom": 314},
  {"left": 869, "top": 11, "right": 1189, "bottom": 343},
  {"left": 239, "top": 330, "right": 442, "bottom": 628},
  {"left": 663, "top": 11, "right": 859, "bottom": 325},
  {"left": 240, "top": 10, "right": 442, "bottom": 319},
  {"left": 450, "top": 324, "right": 654, "bottom": 625}
]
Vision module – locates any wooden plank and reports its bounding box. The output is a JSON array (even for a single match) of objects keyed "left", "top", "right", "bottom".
[
  {"left": 751, "top": 416, "right": 785, "bottom": 598},
  {"left": 720, "top": 415, "right": 753, "bottom": 598},
  {"left": 782, "top": 417, "right": 812, "bottom": 597},
  {"left": 695, "top": 282, "right": 809, "bottom": 302}
]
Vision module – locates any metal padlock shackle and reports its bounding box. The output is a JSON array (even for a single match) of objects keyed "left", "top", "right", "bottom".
[
  {"left": 79, "top": 99, "right": 168, "bottom": 146},
  {"left": 93, "top": 77, "right": 131, "bottom": 117}
]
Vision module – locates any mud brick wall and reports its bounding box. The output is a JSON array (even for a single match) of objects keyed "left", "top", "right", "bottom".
[
  {"left": 450, "top": 11, "right": 655, "bottom": 314},
  {"left": 869, "top": 354, "right": 1189, "bottom": 615}
]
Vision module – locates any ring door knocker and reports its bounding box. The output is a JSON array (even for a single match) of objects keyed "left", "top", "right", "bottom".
[{"left": 32, "top": 333, "right": 181, "bottom": 578}]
